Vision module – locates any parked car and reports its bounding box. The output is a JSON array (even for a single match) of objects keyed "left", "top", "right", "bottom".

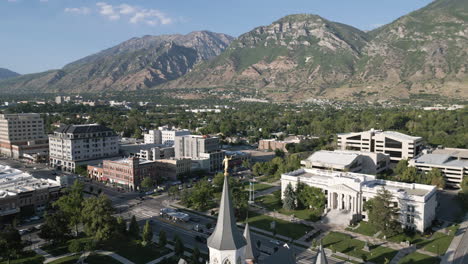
[{"left": 269, "top": 239, "right": 282, "bottom": 246}]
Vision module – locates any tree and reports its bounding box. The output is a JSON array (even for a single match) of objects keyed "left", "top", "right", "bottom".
[
  {"left": 275, "top": 149, "right": 285, "bottom": 158},
  {"left": 53, "top": 180, "right": 84, "bottom": 236},
  {"left": 159, "top": 230, "right": 167, "bottom": 248},
  {"left": 39, "top": 211, "right": 71, "bottom": 243},
  {"left": 129, "top": 215, "right": 140, "bottom": 239},
  {"left": 142, "top": 220, "right": 153, "bottom": 246},
  {"left": 297, "top": 184, "right": 326, "bottom": 211},
  {"left": 283, "top": 183, "right": 296, "bottom": 210},
  {"left": 213, "top": 172, "right": 225, "bottom": 191},
  {"left": 168, "top": 186, "right": 180, "bottom": 199},
  {"left": 174, "top": 235, "right": 184, "bottom": 256},
  {"left": 400, "top": 167, "right": 419, "bottom": 183},
  {"left": 242, "top": 159, "right": 251, "bottom": 169},
  {"left": 366, "top": 187, "right": 401, "bottom": 236},
  {"left": 141, "top": 177, "right": 155, "bottom": 191},
  {"left": 115, "top": 216, "right": 127, "bottom": 237},
  {"left": 68, "top": 239, "right": 83, "bottom": 253},
  {"left": 188, "top": 180, "right": 215, "bottom": 211},
  {"left": 427, "top": 168, "right": 446, "bottom": 189},
  {"left": 0, "top": 226, "right": 23, "bottom": 264},
  {"left": 75, "top": 165, "right": 88, "bottom": 177},
  {"left": 81, "top": 195, "right": 116, "bottom": 242},
  {"left": 395, "top": 159, "right": 409, "bottom": 176}
]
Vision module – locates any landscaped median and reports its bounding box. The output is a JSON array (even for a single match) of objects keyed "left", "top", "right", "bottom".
[
  {"left": 346, "top": 221, "right": 459, "bottom": 256},
  {"left": 322, "top": 231, "right": 398, "bottom": 264}
]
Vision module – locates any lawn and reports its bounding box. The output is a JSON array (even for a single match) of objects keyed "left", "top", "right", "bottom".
[
  {"left": 86, "top": 254, "right": 122, "bottom": 264},
  {"left": 244, "top": 211, "right": 313, "bottom": 240},
  {"left": 41, "top": 237, "right": 93, "bottom": 257},
  {"left": 346, "top": 221, "right": 379, "bottom": 237},
  {"left": 386, "top": 225, "right": 458, "bottom": 256},
  {"left": 322, "top": 232, "right": 398, "bottom": 263},
  {"left": 243, "top": 182, "right": 274, "bottom": 192},
  {"left": 0, "top": 251, "right": 45, "bottom": 264},
  {"left": 398, "top": 252, "right": 440, "bottom": 264},
  {"left": 48, "top": 255, "right": 80, "bottom": 264},
  {"left": 102, "top": 239, "right": 171, "bottom": 264},
  {"left": 255, "top": 191, "right": 322, "bottom": 221}
]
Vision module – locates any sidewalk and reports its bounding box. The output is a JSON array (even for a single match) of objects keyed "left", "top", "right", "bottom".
[{"left": 441, "top": 213, "right": 468, "bottom": 264}]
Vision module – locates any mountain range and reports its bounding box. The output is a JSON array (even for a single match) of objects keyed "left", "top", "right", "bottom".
[
  {"left": 0, "top": 68, "right": 20, "bottom": 80},
  {"left": 0, "top": 0, "right": 466, "bottom": 101}
]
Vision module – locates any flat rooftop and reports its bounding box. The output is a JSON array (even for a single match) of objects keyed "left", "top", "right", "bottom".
[
  {"left": 432, "top": 148, "right": 468, "bottom": 160},
  {"left": 304, "top": 150, "right": 359, "bottom": 167},
  {"left": 0, "top": 165, "right": 60, "bottom": 198},
  {"left": 338, "top": 130, "right": 422, "bottom": 141},
  {"left": 413, "top": 153, "right": 468, "bottom": 168}
]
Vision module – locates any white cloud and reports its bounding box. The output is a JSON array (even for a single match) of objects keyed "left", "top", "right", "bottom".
[
  {"left": 64, "top": 7, "right": 91, "bottom": 15},
  {"left": 96, "top": 2, "right": 172, "bottom": 26},
  {"left": 96, "top": 2, "right": 120, "bottom": 21}
]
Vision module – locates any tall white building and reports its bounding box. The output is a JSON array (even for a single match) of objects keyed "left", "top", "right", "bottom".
[
  {"left": 49, "top": 124, "right": 119, "bottom": 172},
  {"left": 281, "top": 168, "right": 437, "bottom": 232},
  {"left": 144, "top": 127, "right": 190, "bottom": 146},
  {"left": 337, "top": 129, "right": 423, "bottom": 162},
  {"left": 0, "top": 113, "right": 49, "bottom": 160},
  {"left": 175, "top": 135, "right": 224, "bottom": 172}
]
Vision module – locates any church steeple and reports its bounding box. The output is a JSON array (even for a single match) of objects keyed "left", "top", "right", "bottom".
[
  {"left": 243, "top": 223, "right": 259, "bottom": 263},
  {"left": 314, "top": 242, "right": 328, "bottom": 264},
  {"left": 207, "top": 174, "right": 247, "bottom": 250},
  {"left": 207, "top": 156, "right": 247, "bottom": 264}
]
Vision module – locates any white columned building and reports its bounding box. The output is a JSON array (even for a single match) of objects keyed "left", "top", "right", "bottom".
[{"left": 281, "top": 168, "right": 437, "bottom": 232}]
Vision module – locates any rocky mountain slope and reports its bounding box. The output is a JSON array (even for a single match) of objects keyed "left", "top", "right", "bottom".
[
  {"left": 166, "top": 0, "right": 468, "bottom": 100},
  {"left": 0, "top": 31, "right": 233, "bottom": 93},
  {"left": 0, "top": 0, "right": 466, "bottom": 101},
  {"left": 0, "top": 68, "right": 20, "bottom": 80}
]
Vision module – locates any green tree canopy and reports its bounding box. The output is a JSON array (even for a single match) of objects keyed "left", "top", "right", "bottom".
[
  {"left": 365, "top": 187, "right": 401, "bottom": 236},
  {"left": 81, "top": 195, "right": 116, "bottom": 242}
]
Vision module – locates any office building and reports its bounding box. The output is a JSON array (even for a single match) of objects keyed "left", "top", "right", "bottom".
[
  {"left": 120, "top": 143, "right": 175, "bottom": 161},
  {"left": 153, "top": 158, "right": 191, "bottom": 180},
  {"left": 281, "top": 168, "right": 437, "bottom": 232},
  {"left": 87, "top": 157, "right": 158, "bottom": 190},
  {"left": 337, "top": 129, "right": 423, "bottom": 161},
  {"left": 258, "top": 137, "right": 301, "bottom": 153},
  {"left": 49, "top": 124, "right": 119, "bottom": 172},
  {"left": 409, "top": 152, "right": 468, "bottom": 187},
  {"left": 175, "top": 135, "right": 224, "bottom": 172},
  {"left": 301, "top": 150, "right": 390, "bottom": 174},
  {"left": 0, "top": 113, "right": 49, "bottom": 160},
  {"left": 0, "top": 165, "right": 61, "bottom": 218},
  {"left": 144, "top": 127, "right": 191, "bottom": 146}
]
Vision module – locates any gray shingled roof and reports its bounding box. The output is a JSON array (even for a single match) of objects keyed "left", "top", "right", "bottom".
[
  {"left": 207, "top": 175, "right": 246, "bottom": 250},
  {"left": 243, "top": 223, "right": 260, "bottom": 260},
  {"left": 314, "top": 244, "right": 328, "bottom": 264}
]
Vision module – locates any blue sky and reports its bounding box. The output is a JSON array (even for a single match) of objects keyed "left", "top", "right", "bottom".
[{"left": 1, "top": 0, "right": 433, "bottom": 74}]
